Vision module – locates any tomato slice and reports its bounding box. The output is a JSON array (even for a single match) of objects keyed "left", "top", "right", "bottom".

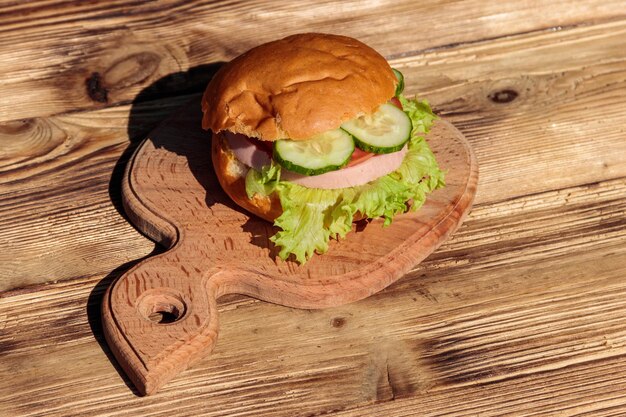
[
  {"left": 347, "top": 147, "right": 374, "bottom": 167},
  {"left": 389, "top": 96, "right": 403, "bottom": 110}
]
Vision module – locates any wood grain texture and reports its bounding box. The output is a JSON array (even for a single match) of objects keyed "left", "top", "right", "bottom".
[
  {"left": 101, "top": 103, "right": 477, "bottom": 394},
  {"left": 2, "top": 0, "right": 626, "bottom": 414},
  {"left": 0, "top": 0, "right": 623, "bottom": 122},
  {"left": 400, "top": 19, "right": 626, "bottom": 205},
  {"left": 2, "top": 177, "right": 626, "bottom": 415},
  {"left": 3, "top": 19, "right": 626, "bottom": 291}
]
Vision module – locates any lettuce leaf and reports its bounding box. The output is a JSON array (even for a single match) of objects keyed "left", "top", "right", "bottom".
[
  {"left": 245, "top": 95, "right": 445, "bottom": 263},
  {"left": 245, "top": 162, "right": 281, "bottom": 199}
]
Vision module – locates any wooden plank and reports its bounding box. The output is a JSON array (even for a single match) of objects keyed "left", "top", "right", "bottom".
[
  {"left": 0, "top": 101, "right": 167, "bottom": 291},
  {"left": 1, "top": 176, "right": 626, "bottom": 415},
  {"left": 2, "top": 20, "right": 626, "bottom": 291},
  {"left": 0, "top": 94, "right": 192, "bottom": 291},
  {"left": 1, "top": 1, "right": 624, "bottom": 415},
  {"left": 399, "top": 19, "right": 626, "bottom": 204},
  {"left": 330, "top": 354, "right": 626, "bottom": 416},
  {"left": 0, "top": 0, "right": 623, "bottom": 121}
]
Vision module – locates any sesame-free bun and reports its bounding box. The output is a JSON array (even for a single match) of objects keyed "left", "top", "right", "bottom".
[
  {"left": 212, "top": 131, "right": 282, "bottom": 222},
  {"left": 202, "top": 33, "right": 397, "bottom": 141}
]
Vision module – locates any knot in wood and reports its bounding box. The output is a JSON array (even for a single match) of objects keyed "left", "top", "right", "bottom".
[
  {"left": 331, "top": 317, "right": 346, "bottom": 328},
  {"left": 488, "top": 89, "right": 518, "bottom": 104},
  {"left": 85, "top": 72, "right": 108, "bottom": 103}
]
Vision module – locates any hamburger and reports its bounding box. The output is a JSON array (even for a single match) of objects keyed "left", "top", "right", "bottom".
[{"left": 202, "top": 33, "right": 444, "bottom": 263}]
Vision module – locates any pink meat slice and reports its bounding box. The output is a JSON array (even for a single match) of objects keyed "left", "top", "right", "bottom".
[{"left": 223, "top": 131, "right": 407, "bottom": 190}]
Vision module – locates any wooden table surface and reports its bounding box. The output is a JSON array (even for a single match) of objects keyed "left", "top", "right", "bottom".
[{"left": 1, "top": 1, "right": 626, "bottom": 415}]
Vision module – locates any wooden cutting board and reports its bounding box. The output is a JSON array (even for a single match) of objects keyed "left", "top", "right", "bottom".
[{"left": 101, "top": 104, "right": 478, "bottom": 396}]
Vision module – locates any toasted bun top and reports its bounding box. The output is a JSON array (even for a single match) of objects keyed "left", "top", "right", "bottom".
[{"left": 202, "top": 33, "right": 397, "bottom": 141}]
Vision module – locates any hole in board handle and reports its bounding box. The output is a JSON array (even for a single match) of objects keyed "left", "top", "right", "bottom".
[{"left": 137, "top": 289, "right": 187, "bottom": 325}]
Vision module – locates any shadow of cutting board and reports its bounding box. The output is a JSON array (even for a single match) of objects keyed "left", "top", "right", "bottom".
[{"left": 102, "top": 104, "right": 478, "bottom": 395}]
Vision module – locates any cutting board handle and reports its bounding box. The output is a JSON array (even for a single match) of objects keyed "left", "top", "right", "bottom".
[{"left": 101, "top": 246, "right": 223, "bottom": 395}]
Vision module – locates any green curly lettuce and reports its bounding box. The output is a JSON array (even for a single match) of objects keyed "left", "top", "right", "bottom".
[{"left": 244, "top": 95, "right": 445, "bottom": 263}]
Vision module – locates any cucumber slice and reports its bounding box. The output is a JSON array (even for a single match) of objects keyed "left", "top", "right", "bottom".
[
  {"left": 273, "top": 129, "right": 355, "bottom": 176},
  {"left": 392, "top": 68, "right": 404, "bottom": 96},
  {"left": 341, "top": 103, "right": 412, "bottom": 154}
]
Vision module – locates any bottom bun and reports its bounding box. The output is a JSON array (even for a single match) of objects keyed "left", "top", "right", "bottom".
[{"left": 212, "top": 132, "right": 283, "bottom": 222}]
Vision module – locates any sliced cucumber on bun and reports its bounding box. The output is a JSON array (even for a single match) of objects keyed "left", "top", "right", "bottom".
[
  {"left": 273, "top": 129, "right": 355, "bottom": 176},
  {"left": 392, "top": 68, "right": 404, "bottom": 96},
  {"left": 341, "top": 103, "right": 412, "bottom": 154}
]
